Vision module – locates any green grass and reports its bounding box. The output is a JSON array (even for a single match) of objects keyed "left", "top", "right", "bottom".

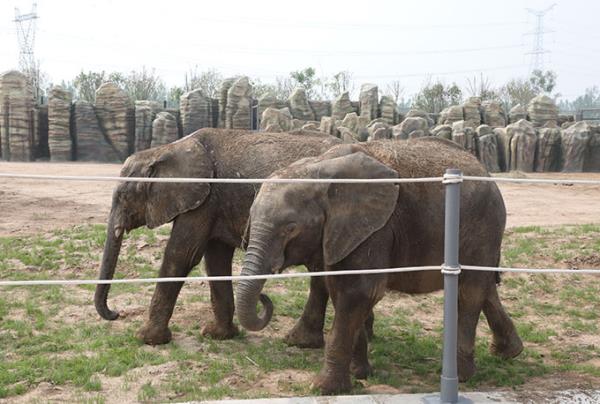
[{"left": 0, "top": 223, "right": 599, "bottom": 400}]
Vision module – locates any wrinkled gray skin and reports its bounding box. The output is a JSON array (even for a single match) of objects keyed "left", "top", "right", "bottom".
[
  {"left": 237, "top": 138, "right": 523, "bottom": 395},
  {"left": 95, "top": 128, "right": 343, "bottom": 346}
]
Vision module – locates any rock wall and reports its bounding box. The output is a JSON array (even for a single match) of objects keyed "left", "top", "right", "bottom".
[
  {"left": 72, "top": 100, "right": 121, "bottom": 162},
  {"left": 225, "top": 77, "right": 252, "bottom": 130},
  {"left": 95, "top": 82, "right": 134, "bottom": 161},
  {"left": 180, "top": 89, "right": 212, "bottom": 136},
  {"left": 134, "top": 100, "right": 162, "bottom": 152},
  {"left": 48, "top": 86, "right": 73, "bottom": 161},
  {"left": 0, "top": 70, "right": 35, "bottom": 161},
  {"left": 151, "top": 112, "right": 178, "bottom": 147}
]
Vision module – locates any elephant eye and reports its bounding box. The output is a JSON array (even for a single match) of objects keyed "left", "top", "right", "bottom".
[{"left": 285, "top": 222, "right": 297, "bottom": 235}]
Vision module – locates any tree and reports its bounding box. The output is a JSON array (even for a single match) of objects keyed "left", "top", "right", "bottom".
[
  {"left": 558, "top": 86, "right": 600, "bottom": 112},
  {"left": 385, "top": 80, "right": 405, "bottom": 104},
  {"left": 466, "top": 74, "right": 499, "bottom": 101},
  {"left": 326, "top": 71, "right": 355, "bottom": 98},
  {"left": 497, "top": 78, "right": 537, "bottom": 110},
  {"left": 72, "top": 70, "right": 108, "bottom": 103},
  {"left": 120, "top": 67, "right": 166, "bottom": 102},
  {"left": 412, "top": 79, "right": 462, "bottom": 113},
  {"left": 529, "top": 69, "right": 557, "bottom": 94},
  {"left": 184, "top": 67, "right": 223, "bottom": 98},
  {"left": 289, "top": 67, "right": 321, "bottom": 99}
]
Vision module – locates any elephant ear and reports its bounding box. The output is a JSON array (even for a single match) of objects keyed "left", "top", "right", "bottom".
[
  {"left": 142, "top": 137, "right": 213, "bottom": 228},
  {"left": 307, "top": 151, "right": 399, "bottom": 266}
]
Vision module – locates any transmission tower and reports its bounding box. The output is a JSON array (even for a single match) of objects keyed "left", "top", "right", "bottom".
[
  {"left": 525, "top": 4, "right": 556, "bottom": 72},
  {"left": 13, "top": 2, "right": 39, "bottom": 91}
]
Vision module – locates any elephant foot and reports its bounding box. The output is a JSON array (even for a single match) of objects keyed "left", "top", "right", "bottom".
[
  {"left": 350, "top": 360, "right": 372, "bottom": 380},
  {"left": 457, "top": 352, "right": 476, "bottom": 382},
  {"left": 312, "top": 369, "right": 352, "bottom": 395},
  {"left": 136, "top": 323, "right": 172, "bottom": 345},
  {"left": 201, "top": 321, "right": 239, "bottom": 340},
  {"left": 284, "top": 322, "right": 325, "bottom": 349},
  {"left": 490, "top": 333, "right": 523, "bottom": 360}
]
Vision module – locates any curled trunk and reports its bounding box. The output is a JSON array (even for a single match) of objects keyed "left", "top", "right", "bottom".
[
  {"left": 236, "top": 241, "right": 274, "bottom": 331},
  {"left": 94, "top": 215, "right": 124, "bottom": 320}
]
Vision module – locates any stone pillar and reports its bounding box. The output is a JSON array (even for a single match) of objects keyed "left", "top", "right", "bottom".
[
  {"left": 72, "top": 100, "right": 120, "bottom": 162},
  {"left": 151, "top": 111, "right": 179, "bottom": 147},
  {"left": 379, "top": 96, "right": 397, "bottom": 125},
  {"left": 288, "top": 87, "right": 315, "bottom": 121},
  {"left": 218, "top": 78, "right": 236, "bottom": 128},
  {"left": 527, "top": 95, "right": 558, "bottom": 127},
  {"left": 508, "top": 119, "right": 537, "bottom": 172},
  {"left": 134, "top": 100, "right": 161, "bottom": 152},
  {"left": 95, "top": 82, "right": 134, "bottom": 161},
  {"left": 48, "top": 86, "right": 73, "bottom": 161},
  {"left": 332, "top": 92, "right": 354, "bottom": 121},
  {"left": 359, "top": 83, "right": 378, "bottom": 122},
  {"left": 180, "top": 89, "right": 213, "bottom": 136},
  {"left": 225, "top": 76, "right": 253, "bottom": 129},
  {"left": 0, "top": 70, "right": 35, "bottom": 161}
]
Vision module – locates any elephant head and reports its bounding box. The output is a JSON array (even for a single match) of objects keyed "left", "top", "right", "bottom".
[
  {"left": 236, "top": 144, "right": 399, "bottom": 331},
  {"left": 95, "top": 135, "right": 213, "bottom": 320}
]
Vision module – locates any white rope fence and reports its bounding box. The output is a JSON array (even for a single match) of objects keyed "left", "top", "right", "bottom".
[
  {"left": 3, "top": 172, "right": 600, "bottom": 185},
  {"left": 0, "top": 266, "right": 599, "bottom": 287},
  {"left": 1, "top": 170, "right": 600, "bottom": 289}
]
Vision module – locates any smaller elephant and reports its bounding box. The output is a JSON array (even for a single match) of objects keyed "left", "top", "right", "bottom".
[{"left": 236, "top": 138, "right": 523, "bottom": 394}]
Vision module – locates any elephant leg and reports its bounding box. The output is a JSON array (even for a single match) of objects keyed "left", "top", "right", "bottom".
[
  {"left": 456, "top": 273, "right": 488, "bottom": 382},
  {"left": 285, "top": 275, "right": 328, "bottom": 348},
  {"left": 350, "top": 325, "right": 372, "bottom": 379},
  {"left": 483, "top": 285, "right": 523, "bottom": 359},
  {"left": 365, "top": 310, "right": 375, "bottom": 341},
  {"left": 314, "top": 276, "right": 379, "bottom": 395},
  {"left": 137, "top": 212, "right": 211, "bottom": 345},
  {"left": 201, "top": 240, "right": 239, "bottom": 340}
]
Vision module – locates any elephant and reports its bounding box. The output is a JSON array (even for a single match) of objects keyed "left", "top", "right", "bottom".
[
  {"left": 94, "top": 128, "right": 344, "bottom": 346},
  {"left": 236, "top": 137, "right": 524, "bottom": 395}
]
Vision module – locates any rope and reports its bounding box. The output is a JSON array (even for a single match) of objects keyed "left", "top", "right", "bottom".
[
  {"left": 0, "top": 173, "right": 443, "bottom": 184},
  {"left": 464, "top": 175, "right": 600, "bottom": 186},
  {"left": 3, "top": 265, "right": 600, "bottom": 287},
  {"left": 462, "top": 265, "right": 600, "bottom": 274},
  {"left": 2, "top": 172, "right": 600, "bottom": 185},
  {"left": 0, "top": 266, "right": 440, "bottom": 287}
]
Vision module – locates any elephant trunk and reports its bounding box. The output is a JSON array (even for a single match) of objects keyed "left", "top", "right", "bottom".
[
  {"left": 236, "top": 224, "right": 274, "bottom": 332},
  {"left": 94, "top": 213, "right": 124, "bottom": 320}
]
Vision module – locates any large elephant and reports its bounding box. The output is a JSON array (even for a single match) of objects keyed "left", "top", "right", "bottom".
[
  {"left": 236, "top": 137, "right": 523, "bottom": 394},
  {"left": 95, "top": 128, "right": 342, "bottom": 346}
]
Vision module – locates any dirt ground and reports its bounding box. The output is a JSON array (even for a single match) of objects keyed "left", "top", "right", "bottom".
[{"left": 1, "top": 161, "right": 600, "bottom": 236}]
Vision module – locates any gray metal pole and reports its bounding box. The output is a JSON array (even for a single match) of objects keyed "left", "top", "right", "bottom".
[{"left": 440, "top": 168, "right": 462, "bottom": 403}]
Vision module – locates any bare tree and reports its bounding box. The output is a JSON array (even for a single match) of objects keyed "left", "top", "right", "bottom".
[
  {"left": 184, "top": 67, "right": 223, "bottom": 97},
  {"left": 466, "top": 74, "right": 499, "bottom": 101},
  {"left": 121, "top": 67, "right": 166, "bottom": 101},
  {"left": 326, "top": 71, "right": 355, "bottom": 98},
  {"left": 385, "top": 80, "right": 405, "bottom": 104}
]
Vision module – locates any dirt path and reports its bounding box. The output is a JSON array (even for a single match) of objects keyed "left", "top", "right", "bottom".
[{"left": 1, "top": 162, "right": 600, "bottom": 236}]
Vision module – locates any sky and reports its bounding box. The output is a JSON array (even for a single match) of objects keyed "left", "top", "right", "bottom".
[{"left": 0, "top": 0, "right": 598, "bottom": 100}]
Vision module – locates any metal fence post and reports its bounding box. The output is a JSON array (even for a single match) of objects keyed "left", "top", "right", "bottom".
[{"left": 425, "top": 168, "right": 468, "bottom": 404}]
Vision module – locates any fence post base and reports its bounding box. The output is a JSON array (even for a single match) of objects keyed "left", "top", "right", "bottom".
[{"left": 422, "top": 393, "right": 473, "bottom": 404}]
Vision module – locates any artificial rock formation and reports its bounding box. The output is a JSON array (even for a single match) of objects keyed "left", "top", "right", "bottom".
[
  {"left": 440, "top": 105, "right": 464, "bottom": 125},
  {"left": 0, "top": 70, "right": 35, "bottom": 161},
  {"left": 225, "top": 77, "right": 252, "bottom": 130},
  {"left": 151, "top": 112, "right": 178, "bottom": 147},
  {"left": 379, "top": 96, "right": 397, "bottom": 125},
  {"left": 431, "top": 124, "right": 453, "bottom": 140},
  {"left": 481, "top": 101, "right": 506, "bottom": 128},
  {"left": 536, "top": 126, "right": 562, "bottom": 172},
  {"left": 406, "top": 109, "right": 434, "bottom": 128},
  {"left": 393, "top": 117, "right": 429, "bottom": 140},
  {"left": 527, "top": 95, "right": 558, "bottom": 128},
  {"left": 562, "top": 121, "right": 591, "bottom": 172},
  {"left": 359, "top": 83, "right": 378, "bottom": 122},
  {"left": 180, "top": 89, "right": 212, "bottom": 136},
  {"left": 508, "top": 119, "right": 537, "bottom": 172},
  {"left": 48, "top": 86, "right": 73, "bottom": 161},
  {"left": 509, "top": 104, "right": 527, "bottom": 123},
  {"left": 451, "top": 121, "right": 477, "bottom": 156},
  {"left": 260, "top": 107, "right": 293, "bottom": 132},
  {"left": 218, "top": 78, "right": 236, "bottom": 128},
  {"left": 338, "top": 112, "right": 369, "bottom": 141},
  {"left": 319, "top": 116, "right": 338, "bottom": 136},
  {"left": 134, "top": 100, "right": 162, "bottom": 152},
  {"left": 463, "top": 98, "right": 482, "bottom": 128},
  {"left": 72, "top": 100, "right": 120, "bottom": 162},
  {"left": 95, "top": 82, "right": 133, "bottom": 161},
  {"left": 476, "top": 125, "right": 500, "bottom": 172},
  {"left": 332, "top": 92, "right": 354, "bottom": 121},
  {"left": 257, "top": 93, "right": 288, "bottom": 121},
  {"left": 309, "top": 100, "right": 331, "bottom": 122},
  {"left": 289, "top": 87, "right": 315, "bottom": 121}
]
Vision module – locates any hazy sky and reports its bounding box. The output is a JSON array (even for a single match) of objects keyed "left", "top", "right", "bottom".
[{"left": 0, "top": 0, "right": 598, "bottom": 100}]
